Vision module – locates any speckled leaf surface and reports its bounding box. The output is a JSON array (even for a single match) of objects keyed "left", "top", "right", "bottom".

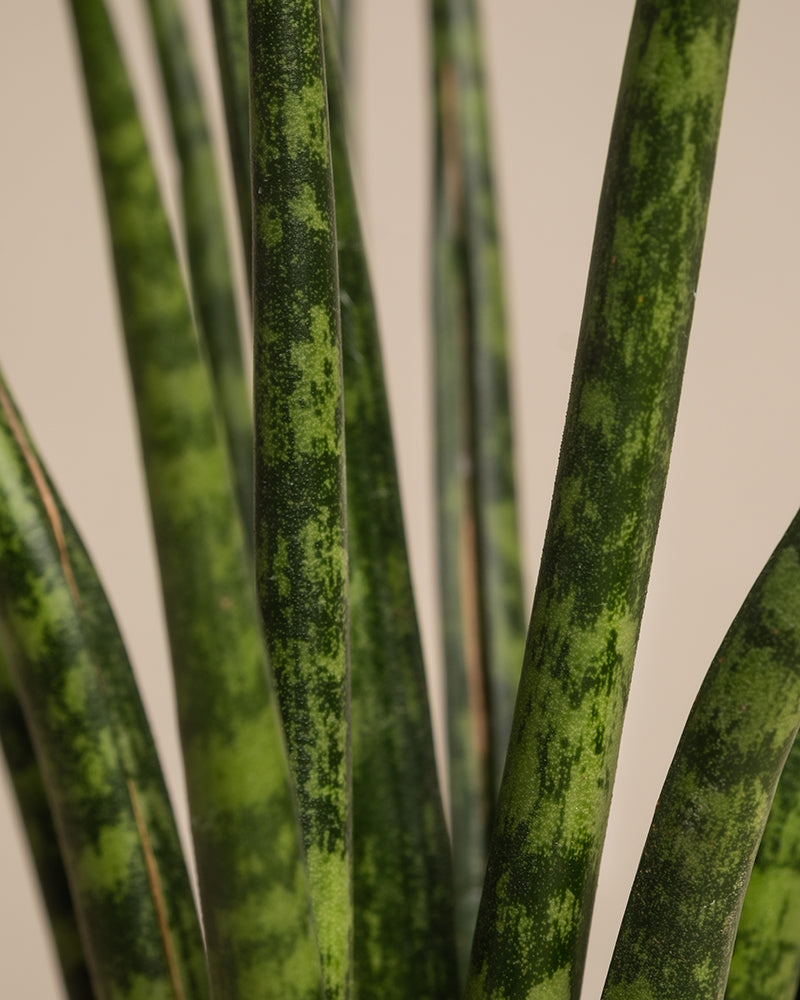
[
  {"left": 323, "top": 6, "right": 459, "bottom": 997},
  {"left": 65, "top": 0, "right": 322, "bottom": 995},
  {"left": 724, "top": 721, "right": 800, "bottom": 1000},
  {"left": 604, "top": 509, "right": 800, "bottom": 1000},
  {"left": 0, "top": 644, "right": 96, "bottom": 1000},
  {"left": 0, "top": 374, "right": 207, "bottom": 1000},
  {"left": 466, "top": 2, "right": 739, "bottom": 997},
  {"left": 249, "top": 2, "right": 351, "bottom": 997}
]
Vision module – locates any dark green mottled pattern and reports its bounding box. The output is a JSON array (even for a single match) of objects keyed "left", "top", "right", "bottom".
[
  {"left": 603, "top": 511, "right": 800, "bottom": 1000},
  {"left": 466, "top": 3, "right": 738, "bottom": 998},
  {"left": 66, "top": 2, "right": 322, "bottom": 997},
  {"left": 430, "top": 0, "right": 526, "bottom": 970},
  {"left": 207, "top": 0, "right": 252, "bottom": 271},
  {"left": 143, "top": 0, "right": 253, "bottom": 545},
  {"left": 725, "top": 732, "right": 800, "bottom": 1000},
  {"left": 322, "top": 6, "right": 459, "bottom": 997},
  {"left": 0, "top": 374, "right": 207, "bottom": 1000},
  {"left": 0, "top": 646, "right": 96, "bottom": 1000},
  {"left": 249, "top": 2, "right": 351, "bottom": 998}
]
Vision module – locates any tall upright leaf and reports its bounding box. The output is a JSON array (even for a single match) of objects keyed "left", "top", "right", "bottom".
[
  {"left": 430, "top": 0, "right": 526, "bottom": 967},
  {"left": 0, "top": 647, "right": 96, "bottom": 1000},
  {"left": 724, "top": 731, "right": 800, "bottom": 1000},
  {"left": 604, "top": 509, "right": 800, "bottom": 1000},
  {"left": 466, "top": 2, "right": 739, "bottom": 998},
  {"left": 249, "top": 2, "right": 351, "bottom": 998},
  {"left": 0, "top": 373, "right": 207, "bottom": 1000},
  {"left": 65, "top": 1, "right": 322, "bottom": 996},
  {"left": 322, "top": 4, "right": 459, "bottom": 997},
  {"left": 207, "top": 0, "right": 252, "bottom": 272},
  {"left": 142, "top": 0, "right": 253, "bottom": 544}
]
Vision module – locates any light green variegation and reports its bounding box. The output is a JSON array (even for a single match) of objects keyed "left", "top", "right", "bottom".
[
  {"left": 322, "top": 5, "right": 459, "bottom": 997},
  {"left": 604, "top": 511, "right": 800, "bottom": 1000},
  {"left": 65, "top": 0, "right": 322, "bottom": 996},
  {"left": 3, "top": 3, "right": 797, "bottom": 1000},
  {"left": 724, "top": 730, "right": 800, "bottom": 1000},
  {"left": 249, "top": 2, "right": 351, "bottom": 998},
  {"left": 142, "top": 0, "right": 252, "bottom": 545},
  {"left": 466, "top": 2, "right": 739, "bottom": 998},
  {"left": 0, "top": 372, "right": 207, "bottom": 1000},
  {"left": 0, "top": 646, "right": 95, "bottom": 1000}
]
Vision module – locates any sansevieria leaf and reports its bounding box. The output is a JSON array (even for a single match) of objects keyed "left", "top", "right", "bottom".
[
  {"left": 249, "top": 1, "right": 351, "bottom": 997},
  {"left": 65, "top": 0, "right": 323, "bottom": 995},
  {"left": 466, "top": 1, "right": 739, "bottom": 997},
  {"left": 322, "top": 4, "right": 459, "bottom": 998},
  {"left": 142, "top": 0, "right": 253, "bottom": 545},
  {"left": 430, "top": 0, "right": 526, "bottom": 969},
  {"left": 604, "top": 508, "right": 800, "bottom": 1000},
  {"left": 0, "top": 643, "right": 95, "bottom": 1000},
  {"left": 207, "top": 0, "right": 252, "bottom": 271},
  {"left": 725, "top": 727, "right": 800, "bottom": 1000},
  {"left": 0, "top": 372, "right": 207, "bottom": 1000}
]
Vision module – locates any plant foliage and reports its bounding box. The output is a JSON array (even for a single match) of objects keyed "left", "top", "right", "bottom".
[{"left": 1, "top": 1, "right": 800, "bottom": 1000}]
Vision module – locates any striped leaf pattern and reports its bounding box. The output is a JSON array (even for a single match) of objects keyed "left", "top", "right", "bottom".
[
  {"left": 604, "top": 510, "right": 800, "bottom": 1000},
  {"left": 0, "top": 373, "right": 207, "bottom": 1000},
  {"left": 65, "top": 0, "right": 322, "bottom": 995},
  {"left": 322, "top": 5, "right": 459, "bottom": 997},
  {"left": 466, "top": 2, "right": 739, "bottom": 997},
  {"left": 249, "top": 1, "right": 351, "bottom": 997}
]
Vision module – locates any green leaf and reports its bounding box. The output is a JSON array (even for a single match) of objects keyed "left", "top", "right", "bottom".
[
  {"left": 0, "top": 645, "right": 96, "bottom": 1000},
  {"left": 603, "top": 509, "right": 800, "bottom": 1000},
  {"left": 466, "top": 1, "right": 739, "bottom": 997},
  {"left": 0, "top": 372, "right": 207, "bottom": 1000},
  {"left": 142, "top": 0, "right": 253, "bottom": 547},
  {"left": 207, "top": 0, "right": 252, "bottom": 273},
  {"left": 322, "top": 4, "right": 459, "bottom": 997},
  {"left": 430, "top": 0, "right": 527, "bottom": 969},
  {"left": 249, "top": 1, "right": 351, "bottom": 997},
  {"left": 725, "top": 731, "right": 800, "bottom": 1000},
  {"left": 65, "top": 0, "right": 322, "bottom": 994}
]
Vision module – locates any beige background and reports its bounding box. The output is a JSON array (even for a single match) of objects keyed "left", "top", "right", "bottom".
[{"left": 1, "top": 1, "right": 798, "bottom": 996}]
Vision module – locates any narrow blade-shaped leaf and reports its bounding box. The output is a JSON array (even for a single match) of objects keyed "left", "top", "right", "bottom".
[
  {"left": 0, "top": 646, "right": 96, "bottom": 1000},
  {"left": 65, "top": 1, "right": 323, "bottom": 995},
  {"left": 322, "top": 4, "right": 459, "bottom": 997},
  {"left": 466, "top": 2, "right": 739, "bottom": 997},
  {"left": 604, "top": 509, "right": 800, "bottom": 1000},
  {"left": 725, "top": 731, "right": 800, "bottom": 1000},
  {"left": 207, "top": 0, "right": 251, "bottom": 272},
  {"left": 143, "top": 0, "right": 253, "bottom": 546},
  {"left": 430, "top": 0, "right": 526, "bottom": 968},
  {"left": 0, "top": 373, "right": 207, "bottom": 1000},
  {"left": 249, "top": 2, "right": 351, "bottom": 997}
]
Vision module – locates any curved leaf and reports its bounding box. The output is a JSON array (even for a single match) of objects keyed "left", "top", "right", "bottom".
[
  {"left": 0, "top": 373, "right": 207, "bottom": 1000},
  {"left": 65, "top": 1, "right": 322, "bottom": 995},
  {"left": 466, "top": 2, "right": 739, "bottom": 997},
  {"left": 604, "top": 509, "right": 800, "bottom": 1000}
]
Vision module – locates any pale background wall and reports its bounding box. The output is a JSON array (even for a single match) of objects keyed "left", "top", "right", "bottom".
[{"left": 0, "top": 1, "right": 798, "bottom": 996}]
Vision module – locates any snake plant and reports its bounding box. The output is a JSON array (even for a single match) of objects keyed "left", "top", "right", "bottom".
[{"left": 1, "top": 1, "right": 798, "bottom": 999}]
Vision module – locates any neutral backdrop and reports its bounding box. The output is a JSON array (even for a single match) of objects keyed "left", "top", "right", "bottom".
[{"left": 1, "top": 1, "right": 798, "bottom": 996}]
